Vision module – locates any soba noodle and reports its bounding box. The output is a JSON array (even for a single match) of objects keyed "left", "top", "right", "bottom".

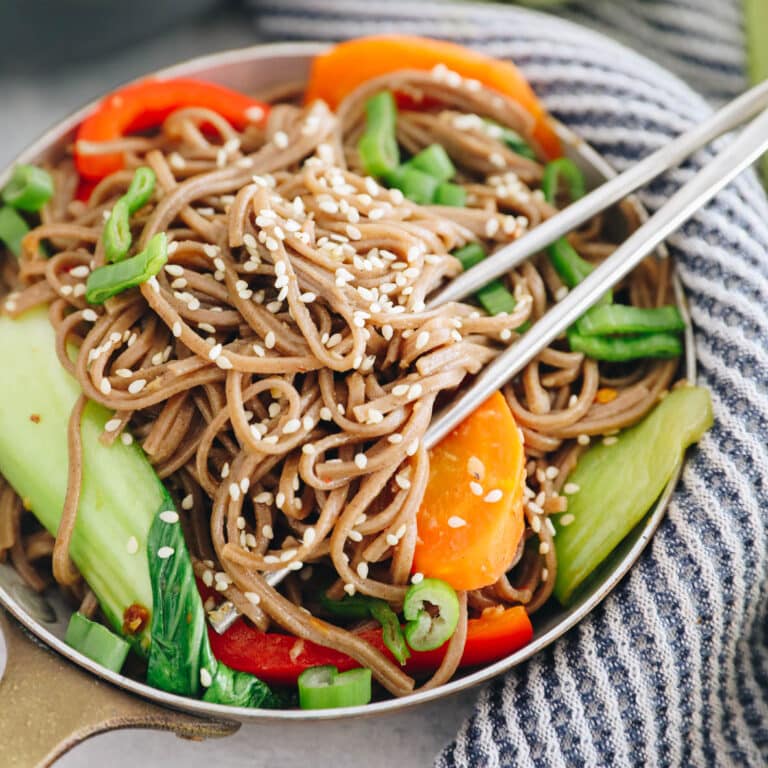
[{"left": 0, "top": 69, "right": 678, "bottom": 696}]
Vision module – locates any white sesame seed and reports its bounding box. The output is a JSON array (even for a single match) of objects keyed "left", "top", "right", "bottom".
[
  {"left": 408, "top": 383, "right": 423, "bottom": 400},
  {"left": 411, "top": 572, "right": 424, "bottom": 584},
  {"left": 273, "top": 130, "right": 289, "bottom": 149},
  {"left": 348, "top": 530, "right": 363, "bottom": 543},
  {"left": 126, "top": 536, "right": 139, "bottom": 554},
  {"left": 157, "top": 546, "right": 175, "bottom": 559},
  {"left": 99, "top": 378, "right": 112, "bottom": 395},
  {"left": 104, "top": 418, "right": 121, "bottom": 433},
  {"left": 469, "top": 481, "right": 484, "bottom": 497},
  {"left": 563, "top": 483, "right": 581, "bottom": 495},
  {"left": 577, "top": 434, "right": 590, "bottom": 446},
  {"left": 356, "top": 562, "right": 369, "bottom": 579},
  {"left": 159, "top": 510, "right": 179, "bottom": 524},
  {"left": 415, "top": 331, "right": 430, "bottom": 350},
  {"left": 545, "top": 466, "right": 560, "bottom": 480},
  {"left": 275, "top": 492, "right": 286, "bottom": 508},
  {"left": 287, "top": 561, "right": 303, "bottom": 571},
  {"left": 555, "top": 286, "right": 569, "bottom": 302},
  {"left": 500, "top": 329, "right": 513, "bottom": 342},
  {"left": 354, "top": 452, "right": 368, "bottom": 469},
  {"left": 208, "top": 343, "right": 223, "bottom": 361},
  {"left": 264, "top": 555, "right": 280, "bottom": 564},
  {"left": 181, "top": 494, "right": 194, "bottom": 510},
  {"left": 82, "top": 308, "right": 98, "bottom": 322},
  {"left": 172, "top": 321, "right": 182, "bottom": 338},
  {"left": 388, "top": 433, "right": 403, "bottom": 444},
  {"left": 303, "top": 527, "right": 316, "bottom": 546},
  {"left": 344, "top": 583, "right": 356, "bottom": 596},
  {"left": 264, "top": 331, "right": 276, "bottom": 349},
  {"left": 406, "top": 439, "right": 419, "bottom": 457},
  {"left": 120, "top": 433, "right": 134, "bottom": 446},
  {"left": 128, "top": 379, "right": 146, "bottom": 395},
  {"left": 229, "top": 483, "right": 241, "bottom": 502},
  {"left": 302, "top": 415, "right": 314, "bottom": 431},
  {"left": 395, "top": 473, "right": 411, "bottom": 490},
  {"left": 539, "top": 541, "right": 551, "bottom": 555},
  {"left": 531, "top": 515, "right": 542, "bottom": 533},
  {"left": 485, "top": 218, "right": 500, "bottom": 238},
  {"left": 244, "top": 591, "right": 261, "bottom": 605},
  {"left": 200, "top": 668, "right": 213, "bottom": 687},
  {"left": 392, "top": 384, "right": 410, "bottom": 397},
  {"left": 280, "top": 417, "right": 301, "bottom": 435},
  {"left": 559, "top": 513, "right": 576, "bottom": 528},
  {"left": 262, "top": 524, "right": 274, "bottom": 539},
  {"left": 447, "top": 515, "right": 467, "bottom": 528},
  {"left": 240, "top": 478, "right": 250, "bottom": 494},
  {"left": 245, "top": 105, "right": 265, "bottom": 122}
]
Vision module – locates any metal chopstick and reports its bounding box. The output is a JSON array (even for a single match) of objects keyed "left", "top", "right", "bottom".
[
  {"left": 429, "top": 79, "right": 768, "bottom": 309},
  {"left": 424, "top": 106, "right": 768, "bottom": 448},
  {"left": 260, "top": 103, "right": 768, "bottom": 596}
]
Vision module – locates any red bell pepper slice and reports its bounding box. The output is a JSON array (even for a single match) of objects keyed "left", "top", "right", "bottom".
[
  {"left": 74, "top": 78, "right": 270, "bottom": 180},
  {"left": 207, "top": 605, "right": 533, "bottom": 686}
]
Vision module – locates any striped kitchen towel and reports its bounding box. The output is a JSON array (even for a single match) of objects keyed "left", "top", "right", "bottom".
[{"left": 251, "top": 2, "right": 768, "bottom": 765}]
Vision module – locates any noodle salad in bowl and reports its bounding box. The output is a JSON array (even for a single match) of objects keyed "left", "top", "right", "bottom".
[{"left": 0, "top": 36, "right": 711, "bottom": 710}]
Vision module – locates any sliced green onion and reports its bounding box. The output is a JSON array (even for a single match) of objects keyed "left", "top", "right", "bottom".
[
  {"left": 86, "top": 232, "right": 167, "bottom": 304},
  {"left": 452, "top": 243, "right": 486, "bottom": 271},
  {"left": 298, "top": 665, "right": 372, "bottom": 709},
  {"left": 0, "top": 206, "right": 29, "bottom": 257},
  {"left": 405, "top": 144, "right": 455, "bottom": 182},
  {"left": 433, "top": 182, "right": 467, "bottom": 207},
  {"left": 476, "top": 279, "right": 517, "bottom": 316},
  {"left": 123, "top": 166, "right": 156, "bottom": 214},
  {"left": 542, "top": 157, "right": 586, "bottom": 205},
  {"left": 321, "top": 593, "right": 410, "bottom": 664},
  {"left": 103, "top": 198, "right": 132, "bottom": 263},
  {"left": 403, "top": 578, "right": 460, "bottom": 652},
  {"left": 65, "top": 611, "right": 130, "bottom": 672},
  {"left": 384, "top": 165, "right": 439, "bottom": 205},
  {"left": 357, "top": 91, "right": 400, "bottom": 177},
  {"left": 1, "top": 164, "right": 54, "bottom": 212},
  {"left": 548, "top": 237, "right": 609, "bottom": 298},
  {"left": 567, "top": 329, "right": 683, "bottom": 361},
  {"left": 576, "top": 304, "right": 685, "bottom": 337}
]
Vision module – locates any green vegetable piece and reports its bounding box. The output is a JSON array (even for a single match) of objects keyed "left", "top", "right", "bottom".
[
  {"left": 103, "top": 198, "right": 132, "bottom": 263},
  {"left": 2, "top": 164, "right": 54, "bottom": 212},
  {"left": 146, "top": 499, "right": 278, "bottom": 707},
  {"left": 576, "top": 304, "right": 686, "bottom": 337},
  {"left": 65, "top": 611, "right": 130, "bottom": 672},
  {"left": 103, "top": 167, "right": 157, "bottom": 262},
  {"left": 0, "top": 206, "right": 29, "bottom": 257},
  {"left": 433, "top": 182, "right": 467, "bottom": 207},
  {"left": 383, "top": 165, "right": 439, "bottom": 205},
  {"left": 403, "top": 578, "right": 460, "bottom": 652},
  {"left": 476, "top": 279, "right": 517, "bottom": 316},
  {"left": 554, "top": 386, "right": 713, "bottom": 604},
  {"left": 321, "top": 593, "right": 410, "bottom": 664},
  {"left": 482, "top": 119, "right": 537, "bottom": 160},
  {"left": 547, "top": 237, "right": 595, "bottom": 289},
  {"left": 357, "top": 91, "right": 400, "bottom": 177},
  {"left": 567, "top": 329, "right": 683, "bottom": 361},
  {"left": 745, "top": 0, "right": 768, "bottom": 187},
  {"left": 86, "top": 232, "right": 167, "bottom": 304},
  {"left": 0, "top": 308, "right": 161, "bottom": 653},
  {"left": 405, "top": 144, "right": 456, "bottom": 182},
  {"left": 452, "top": 242, "right": 486, "bottom": 271},
  {"left": 542, "top": 157, "right": 586, "bottom": 205},
  {"left": 298, "top": 665, "right": 372, "bottom": 709},
  {"left": 123, "top": 166, "right": 156, "bottom": 214}
]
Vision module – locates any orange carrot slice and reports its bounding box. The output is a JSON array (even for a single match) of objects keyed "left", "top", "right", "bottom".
[
  {"left": 305, "top": 35, "right": 561, "bottom": 159},
  {"left": 413, "top": 391, "right": 526, "bottom": 591}
]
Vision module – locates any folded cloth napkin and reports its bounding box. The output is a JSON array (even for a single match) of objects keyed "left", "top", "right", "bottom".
[{"left": 251, "top": 2, "right": 768, "bottom": 765}]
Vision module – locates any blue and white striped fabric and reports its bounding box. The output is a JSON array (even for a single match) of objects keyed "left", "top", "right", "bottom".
[{"left": 251, "top": 2, "right": 768, "bottom": 765}]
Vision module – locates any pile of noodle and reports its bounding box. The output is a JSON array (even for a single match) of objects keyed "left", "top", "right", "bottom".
[{"left": 0, "top": 67, "right": 678, "bottom": 698}]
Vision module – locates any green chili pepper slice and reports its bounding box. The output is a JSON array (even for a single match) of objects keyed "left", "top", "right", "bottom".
[
  {"left": 86, "top": 232, "right": 167, "bottom": 304},
  {"left": 1, "top": 164, "right": 54, "bottom": 212},
  {"left": 357, "top": 91, "right": 400, "bottom": 177},
  {"left": 123, "top": 166, "right": 156, "bottom": 214},
  {"left": 103, "top": 198, "right": 132, "bottom": 263},
  {"left": 321, "top": 593, "right": 410, "bottom": 664},
  {"left": 384, "top": 165, "right": 439, "bottom": 205},
  {"left": 0, "top": 206, "right": 29, "bottom": 257},
  {"left": 298, "top": 665, "right": 372, "bottom": 709},
  {"left": 576, "top": 304, "right": 685, "bottom": 337},
  {"left": 542, "top": 157, "right": 586, "bottom": 205},
  {"left": 452, "top": 242, "right": 486, "bottom": 271},
  {"left": 403, "top": 578, "right": 460, "bottom": 652}
]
